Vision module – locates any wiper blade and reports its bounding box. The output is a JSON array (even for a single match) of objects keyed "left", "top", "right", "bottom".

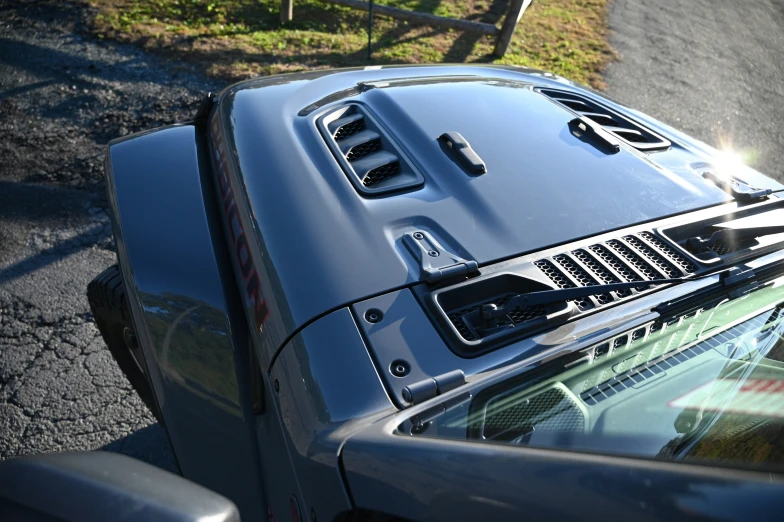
[{"left": 653, "top": 264, "right": 767, "bottom": 315}]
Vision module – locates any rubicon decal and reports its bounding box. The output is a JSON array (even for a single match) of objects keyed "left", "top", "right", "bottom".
[{"left": 210, "top": 114, "right": 270, "bottom": 332}]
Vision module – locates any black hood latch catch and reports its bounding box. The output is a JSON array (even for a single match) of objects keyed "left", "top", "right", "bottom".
[{"left": 403, "top": 231, "right": 479, "bottom": 285}]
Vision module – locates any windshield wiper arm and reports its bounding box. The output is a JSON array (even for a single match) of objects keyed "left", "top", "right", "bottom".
[
  {"left": 480, "top": 278, "right": 687, "bottom": 323},
  {"left": 653, "top": 264, "right": 767, "bottom": 315},
  {"left": 482, "top": 266, "right": 763, "bottom": 325},
  {"left": 686, "top": 225, "right": 784, "bottom": 252},
  {"left": 702, "top": 170, "right": 772, "bottom": 202}
]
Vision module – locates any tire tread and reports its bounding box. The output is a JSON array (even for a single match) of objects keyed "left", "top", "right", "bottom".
[{"left": 87, "top": 264, "right": 162, "bottom": 424}]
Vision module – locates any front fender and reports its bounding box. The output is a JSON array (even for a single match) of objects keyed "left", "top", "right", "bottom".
[
  {"left": 105, "top": 124, "right": 266, "bottom": 520},
  {"left": 268, "top": 307, "right": 394, "bottom": 521}
]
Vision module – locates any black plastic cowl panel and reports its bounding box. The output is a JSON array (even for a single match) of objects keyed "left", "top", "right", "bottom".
[
  {"left": 660, "top": 199, "right": 784, "bottom": 265},
  {"left": 317, "top": 103, "right": 425, "bottom": 196},
  {"left": 426, "top": 227, "right": 702, "bottom": 357}
]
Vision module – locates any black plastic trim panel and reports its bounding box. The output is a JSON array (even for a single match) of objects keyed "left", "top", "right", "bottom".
[{"left": 419, "top": 197, "right": 784, "bottom": 358}]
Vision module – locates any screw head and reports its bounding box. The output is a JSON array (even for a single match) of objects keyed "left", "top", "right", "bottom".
[
  {"left": 365, "top": 308, "right": 383, "bottom": 323},
  {"left": 390, "top": 359, "right": 410, "bottom": 377},
  {"left": 412, "top": 232, "right": 424, "bottom": 240},
  {"left": 411, "top": 421, "right": 431, "bottom": 435},
  {"left": 428, "top": 250, "right": 439, "bottom": 257}
]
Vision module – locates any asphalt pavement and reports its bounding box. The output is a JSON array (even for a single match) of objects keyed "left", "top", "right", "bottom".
[
  {"left": 604, "top": 0, "right": 784, "bottom": 182},
  {"left": 1, "top": 0, "right": 784, "bottom": 471},
  {"left": 0, "top": 0, "right": 219, "bottom": 470}
]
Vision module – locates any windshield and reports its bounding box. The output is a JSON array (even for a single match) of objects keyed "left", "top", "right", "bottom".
[{"left": 402, "top": 275, "right": 784, "bottom": 471}]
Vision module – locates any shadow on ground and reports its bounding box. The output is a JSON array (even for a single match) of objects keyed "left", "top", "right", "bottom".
[{"left": 102, "top": 423, "right": 180, "bottom": 474}]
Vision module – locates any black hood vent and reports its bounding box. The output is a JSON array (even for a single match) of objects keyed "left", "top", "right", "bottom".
[
  {"left": 319, "top": 104, "right": 424, "bottom": 195},
  {"left": 536, "top": 88, "right": 671, "bottom": 151}
]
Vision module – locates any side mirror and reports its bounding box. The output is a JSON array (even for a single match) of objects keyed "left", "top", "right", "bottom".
[{"left": 0, "top": 451, "right": 240, "bottom": 522}]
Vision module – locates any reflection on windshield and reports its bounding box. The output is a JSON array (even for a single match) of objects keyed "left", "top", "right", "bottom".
[{"left": 403, "top": 277, "right": 784, "bottom": 471}]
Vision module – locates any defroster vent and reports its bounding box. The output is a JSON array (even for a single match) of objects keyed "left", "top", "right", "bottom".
[
  {"left": 318, "top": 104, "right": 424, "bottom": 195},
  {"left": 481, "top": 385, "right": 585, "bottom": 442},
  {"left": 536, "top": 88, "right": 671, "bottom": 151}
]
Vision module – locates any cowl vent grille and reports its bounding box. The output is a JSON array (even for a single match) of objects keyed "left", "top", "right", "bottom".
[
  {"left": 318, "top": 104, "right": 424, "bottom": 195},
  {"left": 436, "top": 231, "right": 696, "bottom": 349},
  {"left": 534, "top": 231, "right": 697, "bottom": 312},
  {"left": 426, "top": 230, "right": 700, "bottom": 357},
  {"left": 536, "top": 88, "right": 671, "bottom": 151}
]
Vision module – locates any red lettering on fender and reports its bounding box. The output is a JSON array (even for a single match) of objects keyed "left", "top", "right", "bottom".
[
  {"left": 209, "top": 114, "right": 269, "bottom": 333},
  {"left": 246, "top": 271, "right": 270, "bottom": 327}
]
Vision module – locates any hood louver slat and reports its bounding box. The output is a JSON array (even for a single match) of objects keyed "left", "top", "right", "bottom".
[
  {"left": 604, "top": 126, "right": 644, "bottom": 139},
  {"left": 330, "top": 113, "right": 364, "bottom": 140},
  {"left": 363, "top": 161, "right": 400, "bottom": 186},
  {"left": 537, "top": 88, "right": 671, "bottom": 151},
  {"left": 338, "top": 129, "right": 382, "bottom": 162},
  {"left": 347, "top": 141, "right": 382, "bottom": 162},
  {"left": 348, "top": 151, "right": 400, "bottom": 185},
  {"left": 577, "top": 112, "right": 616, "bottom": 122},
  {"left": 318, "top": 104, "right": 424, "bottom": 195}
]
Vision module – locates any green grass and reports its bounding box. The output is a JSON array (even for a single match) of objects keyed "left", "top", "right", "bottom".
[{"left": 89, "top": 0, "right": 615, "bottom": 88}]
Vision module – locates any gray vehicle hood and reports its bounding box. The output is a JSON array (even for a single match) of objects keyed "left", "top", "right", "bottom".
[{"left": 211, "top": 65, "right": 779, "bottom": 336}]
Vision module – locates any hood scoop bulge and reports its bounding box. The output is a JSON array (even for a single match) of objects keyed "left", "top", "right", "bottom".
[{"left": 318, "top": 104, "right": 424, "bottom": 196}]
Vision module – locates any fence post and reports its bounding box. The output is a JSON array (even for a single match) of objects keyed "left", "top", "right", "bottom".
[
  {"left": 327, "top": 0, "right": 500, "bottom": 35},
  {"left": 367, "top": 0, "right": 374, "bottom": 60},
  {"left": 281, "top": 0, "right": 293, "bottom": 23},
  {"left": 493, "top": 0, "right": 533, "bottom": 57}
]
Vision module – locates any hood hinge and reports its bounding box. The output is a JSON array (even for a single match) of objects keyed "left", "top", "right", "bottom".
[
  {"left": 402, "top": 369, "right": 466, "bottom": 405},
  {"left": 403, "top": 231, "right": 478, "bottom": 285}
]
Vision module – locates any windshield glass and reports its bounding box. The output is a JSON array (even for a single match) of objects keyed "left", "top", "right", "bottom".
[{"left": 402, "top": 275, "right": 784, "bottom": 471}]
